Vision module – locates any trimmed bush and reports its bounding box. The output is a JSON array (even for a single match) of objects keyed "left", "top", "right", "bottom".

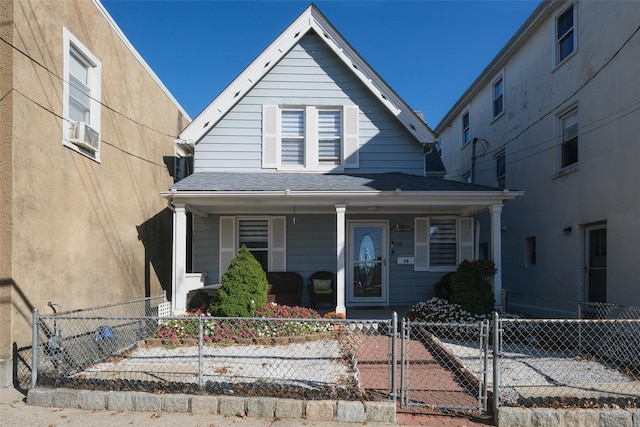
[
  {"left": 449, "top": 260, "right": 495, "bottom": 315},
  {"left": 209, "top": 245, "right": 268, "bottom": 317}
]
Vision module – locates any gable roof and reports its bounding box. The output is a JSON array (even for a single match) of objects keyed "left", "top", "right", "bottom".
[{"left": 178, "top": 4, "right": 436, "bottom": 146}]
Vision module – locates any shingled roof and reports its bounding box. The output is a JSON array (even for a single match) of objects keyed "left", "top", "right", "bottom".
[{"left": 170, "top": 172, "right": 500, "bottom": 193}]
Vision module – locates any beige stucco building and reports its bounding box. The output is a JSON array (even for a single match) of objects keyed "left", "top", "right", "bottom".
[{"left": 0, "top": 0, "right": 189, "bottom": 388}]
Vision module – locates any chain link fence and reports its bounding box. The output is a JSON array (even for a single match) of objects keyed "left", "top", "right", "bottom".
[
  {"left": 400, "top": 319, "right": 490, "bottom": 414},
  {"left": 497, "top": 317, "right": 640, "bottom": 408},
  {"left": 32, "top": 313, "right": 395, "bottom": 401},
  {"left": 14, "top": 294, "right": 167, "bottom": 392},
  {"left": 578, "top": 301, "right": 640, "bottom": 319},
  {"left": 25, "top": 299, "right": 640, "bottom": 415}
]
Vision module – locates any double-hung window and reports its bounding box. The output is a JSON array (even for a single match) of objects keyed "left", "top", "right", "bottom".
[
  {"left": 492, "top": 76, "right": 504, "bottom": 119},
  {"left": 281, "top": 109, "right": 305, "bottom": 165},
  {"left": 560, "top": 108, "right": 578, "bottom": 168},
  {"left": 239, "top": 219, "right": 269, "bottom": 271},
  {"left": 219, "top": 216, "right": 286, "bottom": 277},
  {"left": 262, "top": 105, "right": 358, "bottom": 170},
  {"left": 318, "top": 109, "right": 341, "bottom": 165},
  {"left": 63, "top": 28, "right": 101, "bottom": 159},
  {"left": 556, "top": 4, "right": 576, "bottom": 65},
  {"left": 429, "top": 219, "right": 457, "bottom": 267},
  {"left": 462, "top": 111, "right": 470, "bottom": 146},
  {"left": 414, "top": 217, "right": 474, "bottom": 271}
]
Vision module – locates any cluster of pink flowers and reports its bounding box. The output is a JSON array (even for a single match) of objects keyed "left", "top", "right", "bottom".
[
  {"left": 255, "top": 302, "right": 321, "bottom": 319},
  {"left": 153, "top": 303, "right": 331, "bottom": 342}
]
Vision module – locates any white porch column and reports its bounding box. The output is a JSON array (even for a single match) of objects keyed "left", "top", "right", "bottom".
[
  {"left": 490, "top": 204, "right": 504, "bottom": 311},
  {"left": 335, "top": 204, "right": 347, "bottom": 315},
  {"left": 172, "top": 203, "right": 187, "bottom": 314}
]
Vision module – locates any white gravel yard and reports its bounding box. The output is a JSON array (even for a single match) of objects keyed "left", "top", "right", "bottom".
[
  {"left": 434, "top": 337, "right": 640, "bottom": 405},
  {"left": 76, "top": 338, "right": 357, "bottom": 393}
]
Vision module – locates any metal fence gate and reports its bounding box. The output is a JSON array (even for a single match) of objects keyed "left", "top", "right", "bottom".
[{"left": 400, "top": 319, "right": 490, "bottom": 414}]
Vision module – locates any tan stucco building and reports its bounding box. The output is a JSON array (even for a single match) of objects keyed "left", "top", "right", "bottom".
[{"left": 0, "top": 0, "right": 189, "bottom": 388}]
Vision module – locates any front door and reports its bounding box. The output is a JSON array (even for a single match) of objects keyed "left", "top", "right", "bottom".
[
  {"left": 585, "top": 224, "right": 607, "bottom": 303},
  {"left": 347, "top": 222, "right": 388, "bottom": 306}
]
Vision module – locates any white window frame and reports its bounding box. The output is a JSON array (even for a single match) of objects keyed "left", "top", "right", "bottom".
[
  {"left": 414, "top": 217, "right": 474, "bottom": 272},
  {"left": 492, "top": 75, "right": 504, "bottom": 120},
  {"left": 262, "top": 105, "right": 358, "bottom": 171},
  {"left": 559, "top": 107, "right": 578, "bottom": 170},
  {"left": 461, "top": 110, "right": 470, "bottom": 147},
  {"left": 218, "top": 216, "right": 286, "bottom": 280},
  {"left": 280, "top": 108, "right": 306, "bottom": 166},
  {"left": 62, "top": 28, "right": 102, "bottom": 161},
  {"left": 555, "top": 3, "right": 577, "bottom": 66}
]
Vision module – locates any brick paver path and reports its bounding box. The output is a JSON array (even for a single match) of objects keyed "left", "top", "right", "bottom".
[{"left": 356, "top": 335, "right": 493, "bottom": 426}]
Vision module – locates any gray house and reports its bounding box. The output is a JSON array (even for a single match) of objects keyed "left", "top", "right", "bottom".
[{"left": 163, "top": 5, "right": 521, "bottom": 314}]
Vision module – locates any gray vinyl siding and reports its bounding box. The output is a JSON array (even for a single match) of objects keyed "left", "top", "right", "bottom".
[
  {"left": 195, "top": 32, "right": 424, "bottom": 175},
  {"left": 197, "top": 213, "right": 443, "bottom": 306}
]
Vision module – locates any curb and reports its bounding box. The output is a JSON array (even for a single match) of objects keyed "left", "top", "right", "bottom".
[
  {"left": 27, "top": 387, "right": 396, "bottom": 424},
  {"left": 497, "top": 407, "right": 640, "bottom": 427}
]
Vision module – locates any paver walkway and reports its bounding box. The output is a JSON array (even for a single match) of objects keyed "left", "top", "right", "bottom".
[{"left": 355, "top": 335, "right": 493, "bottom": 426}]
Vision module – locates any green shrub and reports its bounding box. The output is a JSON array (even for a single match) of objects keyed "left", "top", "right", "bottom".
[
  {"left": 449, "top": 260, "right": 495, "bottom": 315},
  {"left": 208, "top": 245, "right": 268, "bottom": 317}
]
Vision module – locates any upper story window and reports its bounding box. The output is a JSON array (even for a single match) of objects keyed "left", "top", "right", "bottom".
[
  {"left": 318, "top": 110, "right": 341, "bottom": 165},
  {"left": 281, "top": 109, "right": 305, "bottom": 165},
  {"left": 492, "top": 76, "right": 504, "bottom": 119},
  {"left": 560, "top": 108, "right": 578, "bottom": 168},
  {"left": 556, "top": 4, "right": 576, "bottom": 65},
  {"left": 63, "top": 28, "right": 101, "bottom": 161},
  {"left": 462, "top": 111, "right": 470, "bottom": 146},
  {"left": 495, "top": 150, "right": 506, "bottom": 188},
  {"left": 262, "top": 105, "right": 359, "bottom": 170}
]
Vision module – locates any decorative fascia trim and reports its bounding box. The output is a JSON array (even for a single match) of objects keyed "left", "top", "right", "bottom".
[
  {"left": 179, "top": 4, "right": 435, "bottom": 145},
  {"left": 161, "top": 190, "right": 524, "bottom": 206}
]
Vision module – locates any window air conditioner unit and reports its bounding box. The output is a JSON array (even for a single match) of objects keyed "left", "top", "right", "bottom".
[{"left": 70, "top": 121, "right": 99, "bottom": 152}]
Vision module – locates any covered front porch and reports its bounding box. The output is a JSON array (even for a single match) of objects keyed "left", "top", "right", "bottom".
[{"left": 162, "top": 172, "right": 522, "bottom": 315}]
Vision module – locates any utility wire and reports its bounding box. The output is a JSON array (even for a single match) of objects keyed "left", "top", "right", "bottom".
[
  {"left": 446, "top": 23, "right": 640, "bottom": 180},
  {"left": 0, "top": 35, "right": 183, "bottom": 140}
]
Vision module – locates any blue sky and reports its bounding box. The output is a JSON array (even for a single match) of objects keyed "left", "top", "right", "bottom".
[{"left": 101, "top": 0, "right": 541, "bottom": 128}]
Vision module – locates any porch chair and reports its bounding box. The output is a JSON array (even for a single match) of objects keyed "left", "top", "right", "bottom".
[{"left": 308, "top": 271, "right": 336, "bottom": 308}]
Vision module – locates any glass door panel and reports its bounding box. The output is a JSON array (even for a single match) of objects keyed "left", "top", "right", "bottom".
[{"left": 348, "top": 222, "right": 387, "bottom": 305}]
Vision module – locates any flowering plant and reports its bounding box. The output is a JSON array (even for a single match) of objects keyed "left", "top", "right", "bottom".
[
  {"left": 407, "top": 297, "right": 490, "bottom": 323},
  {"left": 153, "top": 302, "right": 333, "bottom": 342}
]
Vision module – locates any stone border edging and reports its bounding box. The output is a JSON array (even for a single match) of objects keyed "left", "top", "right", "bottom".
[
  {"left": 498, "top": 406, "right": 640, "bottom": 427},
  {"left": 26, "top": 387, "right": 396, "bottom": 424}
]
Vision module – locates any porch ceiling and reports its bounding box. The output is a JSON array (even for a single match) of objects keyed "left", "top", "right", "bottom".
[{"left": 162, "top": 172, "right": 523, "bottom": 216}]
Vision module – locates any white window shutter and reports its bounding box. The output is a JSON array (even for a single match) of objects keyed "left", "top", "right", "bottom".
[
  {"left": 414, "top": 218, "right": 429, "bottom": 271},
  {"left": 219, "top": 216, "right": 236, "bottom": 281},
  {"left": 342, "top": 105, "right": 359, "bottom": 168},
  {"left": 458, "top": 217, "right": 474, "bottom": 263},
  {"left": 262, "top": 105, "right": 278, "bottom": 168},
  {"left": 270, "top": 216, "right": 286, "bottom": 271}
]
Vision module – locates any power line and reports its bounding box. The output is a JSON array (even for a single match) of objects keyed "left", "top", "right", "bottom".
[
  {"left": 445, "top": 23, "right": 640, "bottom": 181},
  {"left": 0, "top": 35, "right": 183, "bottom": 141}
]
